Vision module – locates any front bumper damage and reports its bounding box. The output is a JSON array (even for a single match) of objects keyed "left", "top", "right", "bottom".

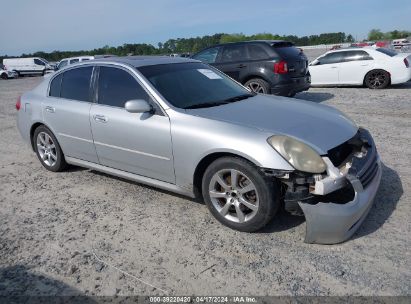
[{"left": 276, "top": 128, "right": 382, "bottom": 244}]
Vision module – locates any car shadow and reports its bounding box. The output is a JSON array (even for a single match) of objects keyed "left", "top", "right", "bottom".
[
  {"left": 389, "top": 81, "right": 411, "bottom": 89},
  {"left": 352, "top": 163, "right": 403, "bottom": 240},
  {"left": 258, "top": 208, "right": 305, "bottom": 233},
  {"left": 0, "top": 265, "right": 96, "bottom": 301},
  {"left": 294, "top": 92, "right": 334, "bottom": 103}
]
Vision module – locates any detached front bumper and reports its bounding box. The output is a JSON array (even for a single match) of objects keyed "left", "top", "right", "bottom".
[
  {"left": 281, "top": 128, "right": 382, "bottom": 244},
  {"left": 299, "top": 157, "right": 381, "bottom": 244}
]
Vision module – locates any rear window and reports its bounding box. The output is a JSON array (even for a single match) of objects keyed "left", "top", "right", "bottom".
[
  {"left": 271, "top": 42, "right": 301, "bottom": 58},
  {"left": 60, "top": 66, "right": 93, "bottom": 102},
  {"left": 376, "top": 48, "right": 398, "bottom": 57}
]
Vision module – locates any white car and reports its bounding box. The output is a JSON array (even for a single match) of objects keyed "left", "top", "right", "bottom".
[
  {"left": 0, "top": 64, "right": 18, "bottom": 79},
  {"left": 309, "top": 48, "right": 411, "bottom": 89}
]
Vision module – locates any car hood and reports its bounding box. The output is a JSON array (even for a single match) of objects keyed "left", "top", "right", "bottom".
[{"left": 186, "top": 94, "right": 358, "bottom": 154}]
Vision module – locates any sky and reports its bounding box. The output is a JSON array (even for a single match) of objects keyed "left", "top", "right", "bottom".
[{"left": 1, "top": 0, "right": 410, "bottom": 56}]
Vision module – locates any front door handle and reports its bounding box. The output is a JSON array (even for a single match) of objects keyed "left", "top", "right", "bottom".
[
  {"left": 236, "top": 64, "right": 247, "bottom": 68},
  {"left": 45, "top": 106, "right": 55, "bottom": 113},
  {"left": 93, "top": 114, "right": 108, "bottom": 123},
  {"left": 330, "top": 66, "right": 338, "bottom": 69}
]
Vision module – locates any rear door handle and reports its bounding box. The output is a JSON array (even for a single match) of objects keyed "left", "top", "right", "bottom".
[
  {"left": 236, "top": 64, "right": 247, "bottom": 68},
  {"left": 93, "top": 114, "right": 108, "bottom": 123},
  {"left": 330, "top": 66, "right": 338, "bottom": 69},
  {"left": 45, "top": 106, "right": 55, "bottom": 113}
]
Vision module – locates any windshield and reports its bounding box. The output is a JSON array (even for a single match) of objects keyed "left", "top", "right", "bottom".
[
  {"left": 138, "top": 62, "right": 253, "bottom": 109},
  {"left": 376, "top": 48, "right": 398, "bottom": 57}
]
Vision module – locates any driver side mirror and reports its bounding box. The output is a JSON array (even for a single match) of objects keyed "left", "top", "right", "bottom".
[{"left": 125, "top": 99, "right": 153, "bottom": 114}]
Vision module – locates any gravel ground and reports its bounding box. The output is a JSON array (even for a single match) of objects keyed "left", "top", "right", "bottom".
[{"left": 0, "top": 76, "right": 410, "bottom": 297}]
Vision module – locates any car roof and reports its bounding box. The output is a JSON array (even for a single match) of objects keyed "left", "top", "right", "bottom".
[
  {"left": 92, "top": 56, "right": 199, "bottom": 68},
  {"left": 211, "top": 40, "right": 289, "bottom": 48},
  {"left": 326, "top": 47, "right": 373, "bottom": 54}
]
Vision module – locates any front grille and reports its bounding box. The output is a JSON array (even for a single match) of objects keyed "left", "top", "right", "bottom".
[
  {"left": 347, "top": 129, "right": 379, "bottom": 188},
  {"left": 327, "top": 129, "right": 379, "bottom": 189},
  {"left": 327, "top": 140, "right": 354, "bottom": 167},
  {"left": 359, "top": 156, "right": 379, "bottom": 188}
]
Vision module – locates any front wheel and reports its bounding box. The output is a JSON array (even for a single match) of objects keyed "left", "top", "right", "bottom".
[
  {"left": 202, "top": 157, "right": 280, "bottom": 232},
  {"left": 33, "top": 125, "right": 67, "bottom": 172},
  {"left": 365, "top": 69, "right": 390, "bottom": 89}
]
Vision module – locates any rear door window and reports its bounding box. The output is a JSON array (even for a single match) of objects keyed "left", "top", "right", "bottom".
[
  {"left": 49, "top": 73, "right": 63, "bottom": 97},
  {"left": 341, "top": 51, "right": 373, "bottom": 62},
  {"left": 60, "top": 66, "right": 93, "bottom": 102},
  {"left": 247, "top": 44, "right": 269, "bottom": 60},
  {"left": 97, "top": 66, "right": 149, "bottom": 108},
  {"left": 220, "top": 45, "right": 248, "bottom": 62},
  {"left": 192, "top": 47, "right": 220, "bottom": 64},
  {"left": 70, "top": 59, "right": 80, "bottom": 64}
]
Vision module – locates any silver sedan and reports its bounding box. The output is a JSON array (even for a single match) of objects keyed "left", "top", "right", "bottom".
[{"left": 16, "top": 56, "right": 381, "bottom": 244}]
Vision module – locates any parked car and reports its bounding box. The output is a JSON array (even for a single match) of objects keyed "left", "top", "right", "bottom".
[
  {"left": 0, "top": 64, "right": 18, "bottom": 79},
  {"left": 3, "top": 57, "right": 53, "bottom": 76},
  {"left": 192, "top": 40, "right": 310, "bottom": 97},
  {"left": 17, "top": 56, "right": 381, "bottom": 244},
  {"left": 309, "top": 48, "right": 411, "bottom": 89},
  {"left": 56, "top": 56, "right": 95, "bottom": 70}
]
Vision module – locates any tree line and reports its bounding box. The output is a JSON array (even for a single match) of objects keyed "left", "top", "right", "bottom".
[
  {"left": 367, "top": 29, "right": 411, "bottom": 41},
  {"left": 1, "top": 29, "right": 409, "bottom": 62}
]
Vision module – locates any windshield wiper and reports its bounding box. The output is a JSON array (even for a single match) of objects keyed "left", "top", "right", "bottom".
[
  {"left": 220, "top": 93, "right": 255, "bottom": 103},
  {"left": 184, "top": 102, "right": 229, "bottom": 109},
  {"left": 184, "top": 93, "right": 255, "bottom": 109}
]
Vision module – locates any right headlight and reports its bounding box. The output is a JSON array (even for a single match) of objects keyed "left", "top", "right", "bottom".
[{"left": 267, "top": 135, "right": 326, "bottom": 173}]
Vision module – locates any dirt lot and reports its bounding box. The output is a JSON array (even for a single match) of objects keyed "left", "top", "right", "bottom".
[{"left": 0, "top": 76, "right": 410, "bottom": 296}]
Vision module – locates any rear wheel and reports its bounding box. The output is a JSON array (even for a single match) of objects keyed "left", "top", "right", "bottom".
[
  {"left": 202, "top": 157, "right": 280, "bottom": 232},
  {"left": 1, "top": 73, "right": 7, "bottom": 80},
  {"left": 33, "top": 125, "right": 67, "bottom": 172},
  {"left": 365, "top": 69, "right": 390, "bottom": 89},
  {"left": 244, "top": 78, "right": 270, "bottom": 94}
]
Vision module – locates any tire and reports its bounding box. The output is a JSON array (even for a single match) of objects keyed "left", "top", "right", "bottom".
[
  {"left": 33, "top": 125, "right": 67, "bottom": 172},
  {"left": 244, "top": 78, "right": 270, "bottom": 94},
  {"left": 365, "top": 69, "right": 390, "bottom": 89},
  {"left": 1, "top": 73, "right": 8, "bottom": 80},
  {"left": 202, "top": 156, "right": 280, "bottom": 232}
]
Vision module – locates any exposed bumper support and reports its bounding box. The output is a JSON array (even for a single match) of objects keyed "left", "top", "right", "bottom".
[{"left": 299, "top": 158, "right": 381, "bottom": 244}]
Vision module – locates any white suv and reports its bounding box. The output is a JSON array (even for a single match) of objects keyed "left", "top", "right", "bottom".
[
  {"left": 56, "top": 56, "right": 94, "bottom": 70},
  {"left": 0, "top": 64, "right": 18, "bottom": 79}
]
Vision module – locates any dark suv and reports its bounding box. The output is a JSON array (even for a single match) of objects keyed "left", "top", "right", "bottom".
[{"left": 192, "top": 40, "right": 310, "bottom": 96}]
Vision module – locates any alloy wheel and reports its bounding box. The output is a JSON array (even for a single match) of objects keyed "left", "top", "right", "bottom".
[
  {"left": 368, "top": 71, "right": 387, "bottom": 88},
  {"left": 246, "top": 82, "right": 266, "bottom": 93},
  {"left": 208, "top": 169, "right": 259, "bottom": 223},
  {"left": 36, "top": 132, "right": 57, "bottom": 167}
]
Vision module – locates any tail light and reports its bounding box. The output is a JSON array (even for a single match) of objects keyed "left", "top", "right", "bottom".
[
  {"left": 404, "top": 58, "right": 409, "bottom": 68},
  {"left": 274, "top": 60, "right": 288, "bottom": 74},
  {"left": 3, "top": 65, "right": 6, "bottom": 70},
  {"left": 16, "top": 96, "right": 21, "bottom": 111}
]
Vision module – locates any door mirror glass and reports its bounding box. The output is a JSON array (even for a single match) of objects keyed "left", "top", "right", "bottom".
[{"left": 125, "top": 99, "right": 153, "bottom": 113}]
